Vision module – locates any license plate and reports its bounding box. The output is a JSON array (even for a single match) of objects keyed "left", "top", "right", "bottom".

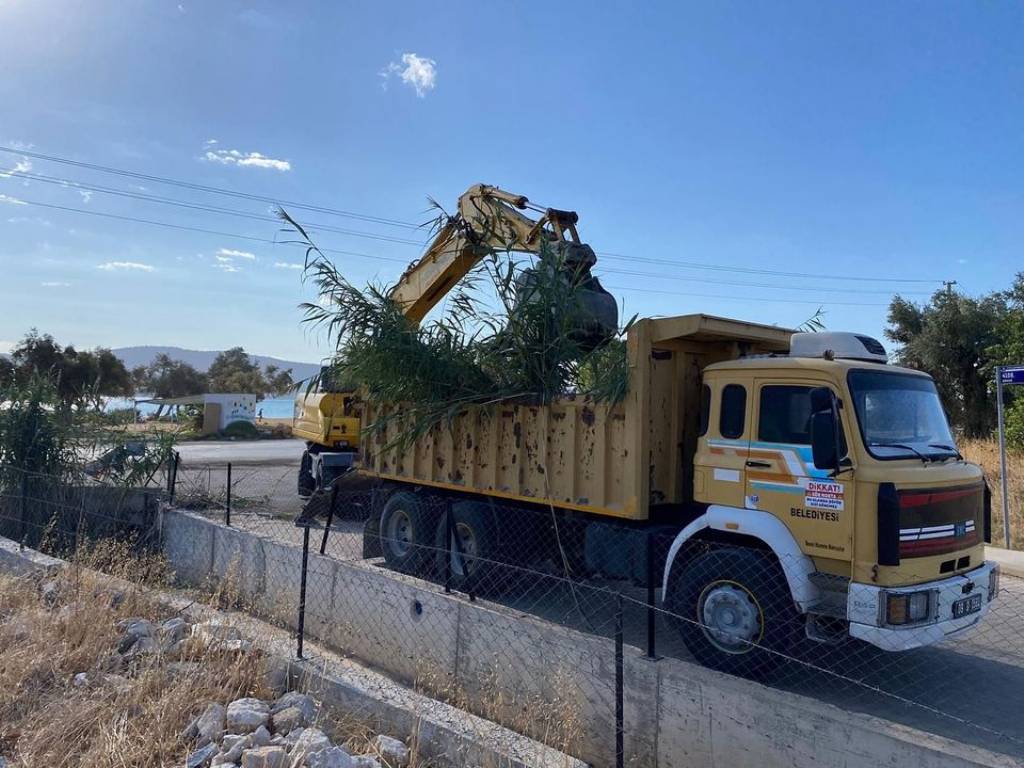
[{"left": 952, "top": 593, "right": 982, "bottom": 618}]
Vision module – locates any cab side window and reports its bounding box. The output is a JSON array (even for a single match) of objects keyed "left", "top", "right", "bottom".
[
  {"left": 719, "top": 384, "right": 746, "bottom": 439},
  {"left": 758, "top": 386, "right": 813, "bottom": 444}
]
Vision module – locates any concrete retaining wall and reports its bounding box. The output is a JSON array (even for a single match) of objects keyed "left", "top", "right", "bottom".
[{"left": 160, "top": 509, "right": 1015, "bottom": 768}]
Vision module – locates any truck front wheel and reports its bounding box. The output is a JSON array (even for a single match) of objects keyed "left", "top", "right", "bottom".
[
  {"left": 666, "top": 548, "right": 800, "bottom": 679},
  {"left": 298, "top": 451, "right": 315, "bottom": 498},
  {"left": 379, "top": 492, "right": 437, "bottom": 575}
]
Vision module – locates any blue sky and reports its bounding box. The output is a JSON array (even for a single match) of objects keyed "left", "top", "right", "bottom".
[{"left": 1, "top": 1, "right": 1021, "bottom": 363}]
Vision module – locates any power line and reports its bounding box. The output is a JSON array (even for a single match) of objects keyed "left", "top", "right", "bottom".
[
  {"left": 3, "top": 145, "right": 947, "bottom": 286},
  {"left": 6, "top": 171, "right": 926, "bottom": 296},
  {"left": 606, "top": 284, "right": 889, "bottom": 308},
  {"left": 12, "top": 198, "right": 412, "bottom": 265},
  {"left": 0, "top": 145, "right": 423, "bottom": 230},
  {"left": 5, "top": 169, "right": 429, "bottom": 247},
  {"left": 598, "top": 252, "right": 942, "bottom": 286},
  {"left": 11, "top": 197, "right": 900, "bottom": 308},
  {"left": 597, "top": 266, "right": 929, "bottom": 295}
]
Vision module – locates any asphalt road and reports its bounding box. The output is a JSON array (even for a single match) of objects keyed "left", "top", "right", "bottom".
[
  {"left": 175, "top": 438, "right": 306, "bottom": 466},
  {"left": 169, "top": 438, "right": 1024, "bottom": 759}
]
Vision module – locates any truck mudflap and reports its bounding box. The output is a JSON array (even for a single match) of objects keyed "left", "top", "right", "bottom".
[{"left": 847, "top": 561, "right": 999, "bottom": 652}]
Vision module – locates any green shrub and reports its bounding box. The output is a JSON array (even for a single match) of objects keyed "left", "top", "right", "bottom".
[
  {"left": 220, "top": 420, "right": 259, "bottom": 440},
  {"left": 1005, "top": 396, "right": 1024, "bottom": 451}
]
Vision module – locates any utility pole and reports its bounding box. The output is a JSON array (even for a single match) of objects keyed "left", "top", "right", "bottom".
[{"left": 943, "top": 280, "right": 957, "bottom": 296}]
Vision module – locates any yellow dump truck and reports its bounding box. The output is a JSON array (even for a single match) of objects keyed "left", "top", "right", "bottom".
[{"left": 294, "top": 185, "right": 999, "bottom": 675}]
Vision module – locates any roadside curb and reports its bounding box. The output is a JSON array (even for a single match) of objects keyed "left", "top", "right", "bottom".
[{"left": 985, "top": 546, "right": 1024, "bottom": 579}]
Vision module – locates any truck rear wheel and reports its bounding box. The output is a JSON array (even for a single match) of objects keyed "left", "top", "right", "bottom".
[
  {"left": 379, "top": 492, "right": 437, "bottom": 575},
  {"left": 434, "top": 502, "right": 501, "bottom": 594},
  {"left": 666, "top": 548, "right": 800, "bottom": 679}
]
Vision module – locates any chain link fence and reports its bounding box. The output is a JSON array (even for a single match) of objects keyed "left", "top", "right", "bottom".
[{"left": 2, "top": 458, "right": 1023, "bottom": 765}]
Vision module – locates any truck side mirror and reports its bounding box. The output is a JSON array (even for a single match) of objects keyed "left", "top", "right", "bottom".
[
  {"left": 809, "top": 386, "right": 839, "bottom": 471},
  {"left": 810, "top": 411, "right": 838, "bottom": 471}
]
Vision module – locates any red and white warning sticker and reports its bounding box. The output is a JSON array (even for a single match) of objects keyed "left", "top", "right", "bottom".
[{"left": 805, "top": 481, "right": 844, "bottom": 511}]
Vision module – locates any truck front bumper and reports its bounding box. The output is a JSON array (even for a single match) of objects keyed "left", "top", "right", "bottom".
[{"left": 846, "top": 561, "right": 999, "bottom": 652}]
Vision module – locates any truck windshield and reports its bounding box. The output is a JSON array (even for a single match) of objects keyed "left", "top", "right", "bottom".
[{"left": 847, "top": 369, "right": 958, "bottom": 461}]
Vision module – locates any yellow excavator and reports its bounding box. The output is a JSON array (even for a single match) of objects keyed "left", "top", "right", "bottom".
[{"left": 292, "top": 183, "right": 618, "bottom": 496}]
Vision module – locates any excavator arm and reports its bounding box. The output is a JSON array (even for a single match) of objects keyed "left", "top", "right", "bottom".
[{"left": 389, "top": 184, "right": 591, "bottom": 324}]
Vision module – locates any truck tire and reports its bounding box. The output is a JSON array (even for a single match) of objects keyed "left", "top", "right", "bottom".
[
  {"left": 298, "top": 451, "right": 315, "bottom": 498},
  {"left": 379, "top": 492, "right": 437, "bottom": 575},
  {"left": 433, "top": 502, "right": 501, "bottom": 594},
  {"left": 666, "top": 548, "right": 800, "bottom": 679}
]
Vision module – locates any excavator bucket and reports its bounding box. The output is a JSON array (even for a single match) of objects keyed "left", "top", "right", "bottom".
[{"left": 513, "top": 242, "right": 619, "bottom": 351}]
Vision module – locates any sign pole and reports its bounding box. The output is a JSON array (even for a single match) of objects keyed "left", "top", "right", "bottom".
[{"left": 996, "top": 366, "right": 1011, "bottom": 548}]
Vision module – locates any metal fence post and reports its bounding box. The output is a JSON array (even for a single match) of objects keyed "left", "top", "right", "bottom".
[
  {"left": 996, "top": 366, "right": 1011, "bottom": 548},
  {"left": 169, "top": 452, "right": 180, "bottom": 504},
  {"left": 615, "top": 593, "right": 624, "bottom": 768},
  {"left": 225, "top": 462, "right": 232, "bottom": 527},
  {"left": 18, "top": 470, "right": 28, "bottom": 552},
  {"left": 444, "top": 500, "right": 453, "bottom": 595},
  {"left": 297, "top": 524, "right": 310, "bottom": 660},
  {"left": 646, "top": 532, "right": 657, "bottom": 659},
  {"left": 320, "top": 482, "right": 339, "bottom": 556}
]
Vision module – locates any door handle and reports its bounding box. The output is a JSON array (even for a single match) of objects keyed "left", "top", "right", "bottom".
[{"left": 745, "top": 460, "right": 772, "bottom": 468}]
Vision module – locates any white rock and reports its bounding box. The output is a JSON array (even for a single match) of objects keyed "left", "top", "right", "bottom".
[
  {"left": 221, "top": 734, "right": 254, "bottom": 763},
  {"left": 269, "top": 706, "right": 304, "bottom": 735},
  {"left": 226, "top": 698, "right": 270, "bottom": 733},
  {"left": 126, "top": 635, "right": 159, "bottom": 658},
  {"left": 373, "top": 736, "right": 409, "bottom": 768},
  {"left": 283, "top": 728, "right": 305, "bottom": 750},
  {"left": 160, "top": 616, "right": 190, "bottom": 648},
  {"left": 120, "top": 617, "right": 156, "bottom": 638},
  {"left": 251, "top": 725, "right": 273, "bottom": 747},
  {"left": 289, "top": 728, "right": 332, "bottom": 761},
  {"left": 193, "top": 621, "right": 250, "bottom": 652},
  {"left": 306, "top": 746, "right": 354, "bottom": 768},
  {"left": 350, "top": 758, "right": 381, "bottom": 768},
  {"left": 187, "top": 742, "right": 219, "bottom": 768},
  {"left": 270, "top": 692, "right": 317, "bottom": 721},
  {"left": 240, "top": 746, "right": 286, "bottom": 768},
  {"left": 72, "top": 672, "right": 89, "bottom": 687},
  {"left": 194, "top": 703, "right": 227, "bottom": 746}
]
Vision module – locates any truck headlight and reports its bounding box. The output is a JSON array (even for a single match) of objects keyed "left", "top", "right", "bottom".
[
  {"left": 885, "top": 590, "right": 932, "bottom": 625},
  {"left": 989, "top": 565, "right": 1001, "bottom": 601}
]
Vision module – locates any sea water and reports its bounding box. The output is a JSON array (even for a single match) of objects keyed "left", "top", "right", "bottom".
[{"left": 105, "top": 396, "right": 296, "bottom": 420}]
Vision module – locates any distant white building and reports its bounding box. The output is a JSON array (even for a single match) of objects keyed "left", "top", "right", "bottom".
[{"left": 138, "top": 393, "right": 257, "bottom": 434}]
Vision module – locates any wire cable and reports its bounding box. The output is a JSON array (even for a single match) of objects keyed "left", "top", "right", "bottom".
[{"left": 2, "top": 145, "right": 947, "bottom": 285}]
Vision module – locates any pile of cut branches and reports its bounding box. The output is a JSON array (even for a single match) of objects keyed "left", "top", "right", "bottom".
[{"left": 280, "top": 208, "right": 632, "bottom": 447}]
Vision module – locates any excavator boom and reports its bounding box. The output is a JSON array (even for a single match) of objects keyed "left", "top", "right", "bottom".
[{"left": 390, "top": 184, "right": 599, "bottom": 324}]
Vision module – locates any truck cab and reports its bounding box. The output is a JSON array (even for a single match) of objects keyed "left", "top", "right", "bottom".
[{"left": 668, "top": 332, "right": 998, "bottom": 672}]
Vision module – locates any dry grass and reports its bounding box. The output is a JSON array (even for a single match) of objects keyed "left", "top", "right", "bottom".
[
  {"left": 961, "top": 437, "right": 1024, "bottom": 550},
  {"left": 0, "top": 568, "right": 269, "bottom": 768}
]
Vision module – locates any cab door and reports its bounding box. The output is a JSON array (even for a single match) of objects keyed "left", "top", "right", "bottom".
[
  {"left": 694, "top": 378, "right": 752, "bottom": 509},
  {"left": 745, "top": 380, "right": 855, "bottom": 562}
]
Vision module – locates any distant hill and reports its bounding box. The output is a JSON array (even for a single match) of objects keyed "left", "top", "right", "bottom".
[{"left": 112, "top": 346, "right": 322, "bottom": 384}]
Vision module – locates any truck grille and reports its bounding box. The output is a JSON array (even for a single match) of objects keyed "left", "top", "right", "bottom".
[{"left": 897, "top": 484, "right": 984, "bottom": 559}]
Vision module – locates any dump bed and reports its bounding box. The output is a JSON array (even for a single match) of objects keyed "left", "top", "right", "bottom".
[{"left": 358, "top": 314, "right": 792, "bottom": 520}]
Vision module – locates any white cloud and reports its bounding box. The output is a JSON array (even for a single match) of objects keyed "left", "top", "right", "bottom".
[
  {"left": 0, "top": 158, "right": 31, "bottom": 178},
  {"left": 97, "top": 261, "right": 155, "bottom": 272},
  {"left": 214, "top": 263, "right": 241, "bottom": 273},
  {"left": 78, "top": 190, "right": 93, "bottom": 204},
  {"left": 203, "top": 147, "right": 291, "bottom": 171},
  {"left": 0, "top": 193, "right": 26, "bottom": 205},
  {"left": 7, "top": 216, "right": 51, "bottom": 226},
  {"left": 217, "top": 248, "right": 257, "bottom": 260},
  {"left": 41, "top": 281, "right": 71, "bottom": 287},
  {"left": 274, "top": 261, "right": 303, "bottom": 270},
  {"left": 380, "top": 52, "right": 437, "bottom": 97}
]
